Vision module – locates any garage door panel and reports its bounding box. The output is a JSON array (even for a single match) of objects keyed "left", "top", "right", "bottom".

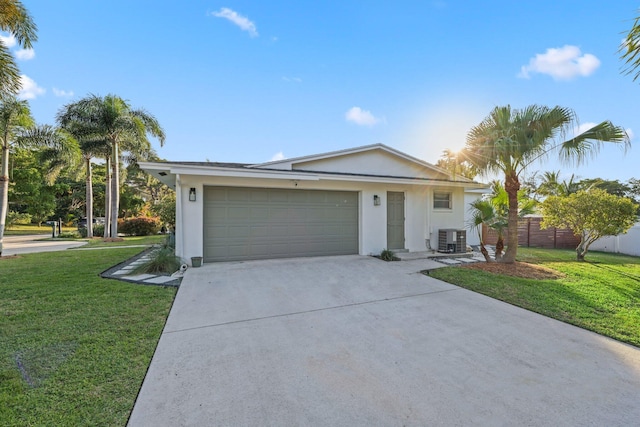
[{"left": 204, "top": 187, "right": 358, "bottom": 262}]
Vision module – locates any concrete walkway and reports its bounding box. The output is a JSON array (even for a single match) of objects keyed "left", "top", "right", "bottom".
[{"left": 129, "top": 255, "right": 640, "bottom": 426}]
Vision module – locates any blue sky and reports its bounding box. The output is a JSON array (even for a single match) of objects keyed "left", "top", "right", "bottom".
[{"left": 6, "top": 1, "right": 640, "bottom": 183}]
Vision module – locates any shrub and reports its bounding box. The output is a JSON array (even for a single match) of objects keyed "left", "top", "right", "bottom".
[
  {"left": 119, "top": 217, "right": 161, "bottom": 236},
  {"left": 6, "top": 211, "right": 32, "bottom": 228},
  {"left": 93, "top": 224, "right": 105, "bottom": 237},
  {"left": 380, "top": 248, "right": 396, "bottom": 261},
  {"left": 58, "top": 231, "right": 80, "bottom": 238},
  {"left": 132, "top": 247, "right": 182, "bottom": 274}
]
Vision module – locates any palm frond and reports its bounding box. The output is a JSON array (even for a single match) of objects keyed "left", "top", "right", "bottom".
[
  {"left": 558, "top": 121, "right": 629, "bottom": 165},
  {"left": 620, "top": 11, "right": 640, "bottom": 82}
]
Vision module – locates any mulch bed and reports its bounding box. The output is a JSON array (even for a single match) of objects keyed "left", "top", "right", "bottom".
[{"left": 461, "top": 261, "right": 564, "bottom": 280}]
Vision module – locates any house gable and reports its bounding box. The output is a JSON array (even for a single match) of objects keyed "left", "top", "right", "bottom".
[{"left": 251, "top": 144, "right": 453, "bottom": 181}]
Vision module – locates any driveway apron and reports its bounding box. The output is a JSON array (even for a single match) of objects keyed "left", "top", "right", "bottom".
[{"left": 129, "top": 255, "right": 640, "bottom": 426}]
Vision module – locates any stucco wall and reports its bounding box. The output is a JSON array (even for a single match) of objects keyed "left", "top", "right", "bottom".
[{"left": 175, "top": 175, "right": 465, "bottom": 263}]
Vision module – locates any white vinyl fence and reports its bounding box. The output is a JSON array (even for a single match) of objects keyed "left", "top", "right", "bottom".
[{"left": 590, "top": 222, "right": 640, "bottom": 257}]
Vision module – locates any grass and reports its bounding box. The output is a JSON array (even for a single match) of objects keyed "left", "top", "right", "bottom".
[
  {"left": 0, "top": 248, "right": 177, "bottom": 426},
  {"left": 428, "top": 248, "right": 640, "bottom": 347},
  {"left": 4, "top": 224, "right": 77, "bottom": 236},
  {"left": 78, "top": 234, "right": 166, "bottom": 248}
]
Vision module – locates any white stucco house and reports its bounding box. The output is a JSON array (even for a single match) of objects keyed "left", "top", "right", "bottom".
[{"left": 141, "top": 144, "right": 488, "bottom": 265}]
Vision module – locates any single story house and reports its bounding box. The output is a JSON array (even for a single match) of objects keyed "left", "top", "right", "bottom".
[{"left": 141, "top": 144, "right": 488, "bottom": 264}]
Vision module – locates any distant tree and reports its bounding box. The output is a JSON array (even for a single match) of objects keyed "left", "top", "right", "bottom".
[
  {"left": 149, "top": 192, "right": 176, "bottom": 228},
  {"left": 464, "top": 105, "right": 628, "bottom": 263},
  {"left": 1, "top": 97, "right": 77, "bottom": 254},
  {"left": 534, "top": 171, "right": 581, "bottom": 199},
  {"left": 578, "top": 178, "right": 630, "bottom": 198},
  {"left": 436, "top": 148, "right": 478, "bottom": 180},
  {"left": 57, "top": 94, "right": 165, "bottom": 238},
  {"left": 0, "top": 0, "right": 37, "bottom": 96},
  {"left": 540, "top": 189, "right": 638, "bottom": 261},
  {"left": 9, "top": 148, "right": 56, "bottom": 225}
]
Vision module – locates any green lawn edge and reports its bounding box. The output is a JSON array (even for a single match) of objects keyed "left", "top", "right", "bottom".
[
  {"left": 427, "top": 248, "right": 640, "bottom": 348},
  {"left": 0, "top": 247, "right": 177, "bottom": 426}
]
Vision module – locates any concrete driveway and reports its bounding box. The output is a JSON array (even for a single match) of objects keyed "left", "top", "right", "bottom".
[
  {"left": 129, "top": 255, "right": 640, "bottom": 426},
  {"left": 2, "top": 234, "right": 87, "bottom": 255}
]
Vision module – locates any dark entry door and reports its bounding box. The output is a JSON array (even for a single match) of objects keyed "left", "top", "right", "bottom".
[{"left": 387, "top": 191, "right": 405, "bottom": 250}]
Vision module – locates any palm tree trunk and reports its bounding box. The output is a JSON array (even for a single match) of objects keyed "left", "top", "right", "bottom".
[
  {"left": 110, "top": 142, "right": 119, "bottom": 238},
  {"left": 0, "top": 143, "right": 9, "bottom": 256},
  {"left": 495, "top": 235, "right": 504, "bottom": 260},
  {"left": 85, "top": 156, "right": 93, "bottom": 238},
  {"left": 502, "top": 171, "right": 520, "bottom": 263},
  {"left": 104, "top": 156, "right": 111, "bottom": 238}
]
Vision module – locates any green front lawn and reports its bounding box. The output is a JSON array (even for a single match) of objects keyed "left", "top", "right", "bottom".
[
  {"left": 4, "top": 224, "right": 77, "bottom": 236},
  {"left": 0, "top": 248, "right": 177, "bottom": 426},
  {"left": 78, "top": 234, "right": 167, "bottom": 248},
  {"left": 428, "top": 248, "right": 640, "bottom": 347}
]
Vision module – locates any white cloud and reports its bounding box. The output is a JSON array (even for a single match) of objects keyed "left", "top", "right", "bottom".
[
  {"left": 53, "top": 87, "right": 74, "bottom": 97},
  {"left": 626, "top": 128, "right": 634, "bottom": 140},
  {"left": 210, "top": 8, "right": 258, "bottom": 37},
  {"left": 345, "top": 106, "right": 381, "bottom": 126},
  {"left": 518, "top": 45, "right": 600, "bottom": 80},
  {"left": 575, "top": 122, "right": 598, "bottom": 135},
  {"left": 15, "top": 48, "right": 34, "bottom": 60},
  {"left": 270, "top": 151, "right": 285, "bottom": 161},
  {"left": 18, "top": 74, "right": 45, "bottom": 99},
  {"left": 282, "top": 76, "right": 302, "bottom": 83},
  {"left": 0, "top": 33, "right": 16, "bottom": 48}
]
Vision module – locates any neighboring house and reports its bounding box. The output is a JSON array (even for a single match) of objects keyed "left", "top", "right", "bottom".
[
  {"left": 590, "top": 222, "right": 640, "bottom": 256},
  {"left": 141, "top": 144, "right": 488, "bottom": 264}
]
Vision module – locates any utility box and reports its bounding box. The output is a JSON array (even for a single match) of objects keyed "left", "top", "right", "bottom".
[{"left": 438, "top": 229, "right": 466, "bottom": 253}]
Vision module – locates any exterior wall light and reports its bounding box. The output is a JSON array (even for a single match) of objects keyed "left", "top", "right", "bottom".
[
  {"left": 373, "top": 195, "right": 380, "bottom": 206},
  {"left": 189, "top": 188, "right": 196, "bottom": 202}
]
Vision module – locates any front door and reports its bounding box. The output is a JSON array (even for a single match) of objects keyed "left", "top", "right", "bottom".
[{"left": 387, "top": 191, "right": 405, "bottom": 250}]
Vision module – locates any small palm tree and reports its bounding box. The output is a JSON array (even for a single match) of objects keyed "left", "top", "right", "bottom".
[
  {"left": 468, "top": 181, "right": 536, "bottom": 263},
  {"left": 464, "top": 105, "right": 628, "bottom": 263}
]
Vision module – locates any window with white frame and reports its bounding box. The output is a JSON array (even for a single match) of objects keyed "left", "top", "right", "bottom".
[{"left": 433, "top": 192, "right": 452, "bottom": 209}]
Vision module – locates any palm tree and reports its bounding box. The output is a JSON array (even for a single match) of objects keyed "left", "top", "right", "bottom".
[
  {"left": 436, "top": 148, "right": 478, "bottom": 180},
  {"left": 621, "top": 9, "right": 640, "bottom": 82},
  {"left": 463, "top": 105, "right": 628, "bottom": 263},
  {"left": 468, "top": 181, "right": 536, "bottom": 262},
  {"left": 0, "top": 0, "right": 37, "bottom": 96},
  {"left": 467, "top": 199, "right": 496, "bottom": 262},
  {"left": 57, "top": 94, "right": 165, "bottom": 237},
  {"left": 537, "top": 171, "right": 581, "bottom": 198},
  {"left": 0, "top": 97, "right": 78, "bottom": 255}
]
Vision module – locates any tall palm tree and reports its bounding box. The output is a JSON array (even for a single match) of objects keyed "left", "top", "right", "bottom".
[
  {"left": 0, "top": 0, "right": 37, "bottom": 96},
  {"left": 57, "top": 94, "right": 165, "bottom": 237},
  {"left": 0, "top": 97, "right": 78, "bottom": 255},
  {"left": 463, "top": 105, "right": 628, "bottom": 263}
]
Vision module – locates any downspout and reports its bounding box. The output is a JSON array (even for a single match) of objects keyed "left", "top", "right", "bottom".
[{"left": 175, "top": 174, "right": 184, "bottom": 260}]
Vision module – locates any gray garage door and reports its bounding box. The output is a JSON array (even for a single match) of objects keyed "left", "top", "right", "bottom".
[{"left": 204, "top": 187, "right": 359, "bottom": 262}]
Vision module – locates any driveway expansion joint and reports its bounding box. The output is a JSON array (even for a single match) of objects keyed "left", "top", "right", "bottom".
[{"left": 163, "top": 287, "right": 460, "bottom": 334}]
